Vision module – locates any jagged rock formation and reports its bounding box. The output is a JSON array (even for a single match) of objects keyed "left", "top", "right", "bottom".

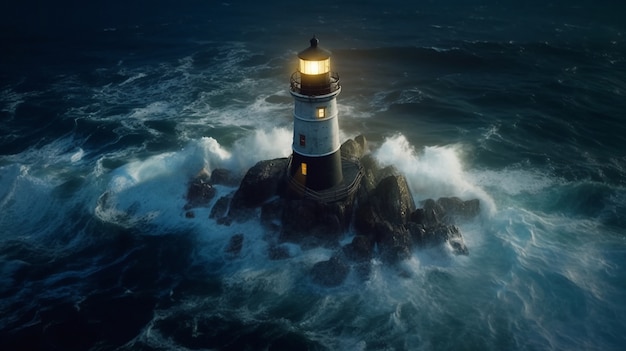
[
  {"left": 184, "top": 170, "right": 216, "bottom": 210},
  {"left": 229, "top": 158, "right": 289, "bottom": 220},
  {"left": 310, "top": 255, "right": 350, "bottom": 287},
  {"left": 225, "top": 233, "right": 244, "bottom": 257},
  {"left": 184, "top": 135, "right": 480, "bottom": 287}
]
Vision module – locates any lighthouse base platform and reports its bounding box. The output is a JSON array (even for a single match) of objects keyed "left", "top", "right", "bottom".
[{"left": 286, "top": 156, "right": 363, "bottom": 203}]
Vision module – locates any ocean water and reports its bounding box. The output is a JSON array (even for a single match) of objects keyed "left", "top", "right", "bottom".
[{"left": 1, "top": 1, "right": 625, "bottom": 350}]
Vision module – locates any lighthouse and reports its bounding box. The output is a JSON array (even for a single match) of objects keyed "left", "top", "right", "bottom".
[{"left": 289, "top": 37, "right": 343, "bottom": 191}]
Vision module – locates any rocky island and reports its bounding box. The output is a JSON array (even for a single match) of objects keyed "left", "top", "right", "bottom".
[{"left": 184, "top": 135, "right": 480, "bottom": 287}]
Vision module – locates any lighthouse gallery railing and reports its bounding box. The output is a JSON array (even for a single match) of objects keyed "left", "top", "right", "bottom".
[
  {"left": 290, "top": 71, "right": 340, "bottom": 96},
  {"left": 286, "top": 156, "right": 363, "bottom": 203}
]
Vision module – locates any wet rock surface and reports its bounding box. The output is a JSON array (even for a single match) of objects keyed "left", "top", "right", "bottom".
[
  {"left": 228, "top": 158, "right": 288, "bottom": 221},
  {"left": 209, "top": 195, "right": 231, "bottom": 220},
  {"left": 280, "top": 199, "right": 352, "bottom": 246},
  {"left": 209, "top": 168, "right": 241, "bottom": 187},
  {"left": 342, "top": 235, "right": 374, "bottom": 262},
  {"left": 310, "top": 255, "right": 350, "bottom": 287},
  {"left": 225, "top": 233, "right": 244, "bottom": 256},
  {"left": 184, "top": 171, "right": 216, "bottom": 210}
]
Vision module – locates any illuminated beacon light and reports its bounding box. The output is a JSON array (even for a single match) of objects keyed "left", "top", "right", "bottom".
[{"left": 299, "top": 58, "right": 330, "bottom": 75}]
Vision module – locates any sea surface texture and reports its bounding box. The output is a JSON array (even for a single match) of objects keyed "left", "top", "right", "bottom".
[{"left": 1, "top": 1, "right": 625, "bottom": 350}]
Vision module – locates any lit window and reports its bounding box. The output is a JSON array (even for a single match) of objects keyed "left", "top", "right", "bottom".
[
  {"left": 316, "top": 107, "right": 326, "bottom": 119},
  {"left": 299, "top": 134, "right": 306, "bottom": 146},
  {"left": 301, "top": 163, "right": 307, "bottom": 176}
]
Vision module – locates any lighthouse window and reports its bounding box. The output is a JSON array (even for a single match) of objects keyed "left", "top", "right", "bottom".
[
  {"left": 316, "top": 107, "right": 326, "bottom": 119},
  {"left": 301, "top": 163, "right": 307, "bottom": 176},
  {"left": 299, "top": 134, "right": 306, "bottom": 146}
]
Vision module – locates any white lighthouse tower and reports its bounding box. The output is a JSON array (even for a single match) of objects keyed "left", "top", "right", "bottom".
[{"left": 289, "top": 37, "right": 343, "bottom": 191}]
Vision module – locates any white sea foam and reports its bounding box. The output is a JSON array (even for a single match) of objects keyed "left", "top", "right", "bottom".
[
  {"left": 95, "top": 127, "right": 291, "bottom": 230},
  {"left": 0, "top": 133, "right": 101, "bottom": 238},
  {"left": 70, "top": 148, "right": 85, "bottom": 163},
  {"left": 118, "top": 72, "right": 147, "bottom": 86},
  {"left": 127, "top": 101, "right": 174, "bottom": 120},
  {"left": 373, "top": 133, "right": 496, "bottom": 215},
  {"left": 338, "top": 101, "right": 374, "bottom": 119},
  {"left": 229, "top": 127, "right": 292, "bottom": 171},
  {"left": 469, "top": 167, "right": 559, "bottom": 196},
  {"left": 96, "top": 142, "right": 212, "bottom": 229}
]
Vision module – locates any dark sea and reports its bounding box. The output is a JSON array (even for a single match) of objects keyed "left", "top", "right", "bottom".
[{"left": 1, "top": 1, "right": 625, "bottom": 350}]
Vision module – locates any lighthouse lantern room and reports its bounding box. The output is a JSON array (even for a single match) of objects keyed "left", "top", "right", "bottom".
[{"left": 289, "top": 37, "right": 343, "bottom": 191}]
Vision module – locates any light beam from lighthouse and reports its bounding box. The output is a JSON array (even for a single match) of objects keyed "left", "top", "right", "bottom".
[{"left": 288, "top": 36, "right": 343, "bottom": 191}]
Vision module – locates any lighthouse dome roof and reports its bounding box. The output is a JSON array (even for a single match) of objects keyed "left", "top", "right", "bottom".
[{"left": 298, "top": 36, "right": 331, "bottom": 60}]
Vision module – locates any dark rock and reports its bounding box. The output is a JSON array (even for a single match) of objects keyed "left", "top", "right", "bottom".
[
  {"left": 377, "top": 165, "right": 400, "bottom": 182},
  {"left": 372, "top": 175, "right": 416, "bottom": 225},
  {"left": 409, "top": 208, "right": 425, "bottom": 224},
  {"left": 281, "top": 199, "right": 318, "bottom": 240},
  {"left": 261, "top": 198, "right": 284, "bottom": 229},
  {"left": 210, "top": 168, "right": 241, "bottom": 187},
  {"left": 436, "top": 197, "right": 480, "bottom": 221},
  {"left": 225, "top": 233, "right": 244, "bottom": 256},
  {"left": 418, "top": 197, "right": 480, "bottom": 226},
  {"left": 423, "top": 224, "right": 449, "bottom": 246},
  {"left": 358, "top": 155, "right": 404, "bottom": 196},
  {"left": 354, "top": 134, "right": 367, "bottom": 154},
  {"left": 355, "top": 174, "right": 415, "bottom": 242},
  {"left": 268, "top": 245, "right": 292, "bottom": 260},
  {"left": 376, "top": 221, "right": 412, "bottom": 263},
  {"left": 345, "top": 152, "right": 476, "bottom": 261},
  {"left": 216, "top": 217, "right": 232, "bottom": 226},
  {"left": 440, "top": 225, "right": 469, "bottom": 255},
  {"left": 310, "top": 255, "right": 350, "bottom": 287},
  {"left": 424, "top": 224, "right": 469, "bottom": 255},
  {"left": 353, "top": 262, "right": 372, "bottom": 281},
  {"left": 185, "top": 173, "right": 216, "bottom": 209},
  {"left": 407, "top": 222, "right": 427, "bottom": 246},
  {"left": 209, "top": 195, "right": 231, "bottom": 219},
  {"left": 280, "top": 199, "right": 351, "bottom": 245},
  {"left": 228, "top": 158, "right": 288, "bottom": 221},
  {"left": 420, "top": 198, "right": 443, "bottom": 227},
  {"left": 408, "top": 206, "right": 470, "bottom": 255},
  {"left": 358, "top": 154, "right": 381, "bottom": 195},
  {"left": 449, "top": 236, "right": 469, "bottom": 255},
  {"left": 185, "top": 211, "right": 195, "bottom": 219},
  {"left": 343, "top": 235, "right": 374, "bottom": 262},
  {"left": 339, "top": 135, "right": 367, "bottom": 160},
  {"left": 464, "top": 199, "right": 480, "bottom": 217},
  {"left": 353, "top": 199, "right": 379, "bottom": 237},
  {"left": 340, "top": 138, "right": 364, "bottom": 160}
]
